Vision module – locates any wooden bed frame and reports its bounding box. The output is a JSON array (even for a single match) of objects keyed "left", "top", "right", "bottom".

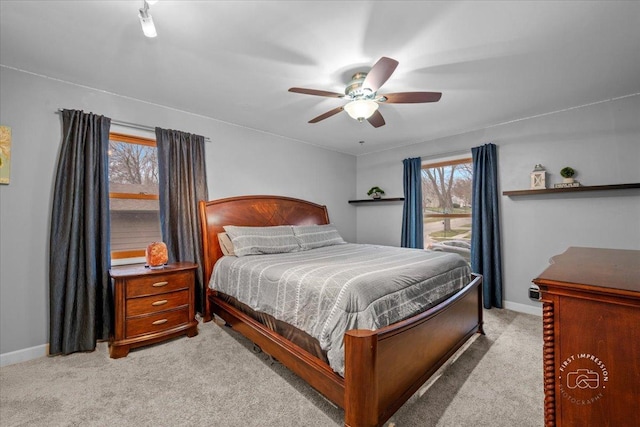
[{"left": 199, "top": 195, "right": 483, "bottom": 427}]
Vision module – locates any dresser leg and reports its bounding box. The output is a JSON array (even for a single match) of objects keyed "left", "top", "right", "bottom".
[
  {"left": 186, "top": 325, "right": 199, "bottom": 338},
  {"left": 109, "top": 344, "right": 130, "bottom": 359}
]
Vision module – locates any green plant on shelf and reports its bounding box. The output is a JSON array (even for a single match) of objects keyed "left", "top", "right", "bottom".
[
  {"left": 367, "top": 186, "right": 385, "bottom": 199},
  {"left": 560, "top": 167, "right": 576, "bottom": 178}
]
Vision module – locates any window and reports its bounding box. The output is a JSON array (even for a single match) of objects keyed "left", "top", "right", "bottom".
[
  {"left": 422, "top": 158, "right": 473, "bottom": 262},
  {"left": 108, "top": 132, "right": 161, "bottom": 261}
]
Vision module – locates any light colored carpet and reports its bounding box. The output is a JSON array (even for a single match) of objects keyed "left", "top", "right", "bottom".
[{"left": 0, "top": 309, "right": 543, "bottom": 427}]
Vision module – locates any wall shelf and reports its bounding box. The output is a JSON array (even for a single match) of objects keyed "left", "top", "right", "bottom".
[
  {"left": 349, "top": 197, "right": 405, "bottom": 204},
  {"left": 503, "top": 183, "right": 640, "bottom": 197}
]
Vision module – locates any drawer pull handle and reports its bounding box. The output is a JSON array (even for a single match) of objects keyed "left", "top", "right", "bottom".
[
  {"left": 152, "top": 319, "right": 168, "bottom": 325},
  {"left": 152, "top": 281, "right": 169, "bottom": 288},
  {"left": 152, "top": 300, "right": 168, "bottom": 306}
]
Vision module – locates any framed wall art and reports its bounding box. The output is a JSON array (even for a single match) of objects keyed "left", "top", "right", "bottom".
[{"left": 0, "top": 125, "right": 11, "bottom": 184}]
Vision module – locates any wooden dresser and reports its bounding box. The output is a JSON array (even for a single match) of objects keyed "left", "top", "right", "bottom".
[
  {"left": 533, "top": 247, "right": 640, "bottom": 427},
  {"left": 109, "top": 262, "right": 199, "bottom": 358}
]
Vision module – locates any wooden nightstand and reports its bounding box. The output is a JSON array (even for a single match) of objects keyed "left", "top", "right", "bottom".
[{"left": 109, "top": 262, "right": 199, "bottom": 358}]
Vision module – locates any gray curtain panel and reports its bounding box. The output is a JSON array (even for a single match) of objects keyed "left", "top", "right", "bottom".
[
  {"left": 155, "top": 128, "right": 208, "bottom": 313},
  {"left": 49, "top": 109, "right": 112, "bottom": 355},
  {"left": 471, "top": 143, "right": 503, "bottom": 309}
]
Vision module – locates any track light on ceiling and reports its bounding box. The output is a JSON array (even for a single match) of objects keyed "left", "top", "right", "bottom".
[{"left": 139, "top": 0, "right": 157, "bottom": 38}]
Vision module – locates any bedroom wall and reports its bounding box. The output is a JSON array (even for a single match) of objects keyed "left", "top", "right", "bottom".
[
  {"left": 0, "top": 67, "right": 356, "bottom": 364},
  {"left": 355, "top": 94, "right": 640, "bottom": 314}
]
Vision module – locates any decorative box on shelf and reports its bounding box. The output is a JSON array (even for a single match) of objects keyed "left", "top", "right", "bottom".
[{"left": 553, "top": 182, "right": 581, "bottom": 189}]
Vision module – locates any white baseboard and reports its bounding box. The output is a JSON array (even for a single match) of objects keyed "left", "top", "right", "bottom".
[
  {"left": 0, "top": 343, "right": 48, "bottom": 367},
  {"left": 503, "top": 300, "right": 542, "bottom": 316}
]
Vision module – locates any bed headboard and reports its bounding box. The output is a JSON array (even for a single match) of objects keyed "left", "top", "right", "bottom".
[{"left": 198, "top": 195, "right": 330, "bottom": 289}]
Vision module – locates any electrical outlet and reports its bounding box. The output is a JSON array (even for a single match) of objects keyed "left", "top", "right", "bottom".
[{"left": 528, "top": 285, "right": 541, "bottom": 300}]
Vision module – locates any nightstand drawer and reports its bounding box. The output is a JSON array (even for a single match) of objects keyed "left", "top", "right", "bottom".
[
  {"left": 126, "top": 290, "right": 189, "bottom": 317},
  {"left": 126, "top": 307, "right": 189, "bottom": 338},
  {"left": 125, "top": 271, "right": 191, "bottom": 298}
]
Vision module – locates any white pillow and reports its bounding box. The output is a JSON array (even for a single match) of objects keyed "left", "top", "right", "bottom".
[
  {"left": 223, "top": 225, "right": 300, "bottom": 257},
  {"left": 217, "top": 232, "right": 235, "bottom": 256},
  {"left": 292, "top": 224, "right": 346, "bottom": 250}
]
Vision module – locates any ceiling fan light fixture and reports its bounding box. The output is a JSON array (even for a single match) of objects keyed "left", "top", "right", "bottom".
[
  {"left": 289, "top": 57, "right": 441, "bottom": 128},
  {"left": 344, "top": 99, "right": 378, "bottom": 122},
  {"left": 139, "top": 1, "right": 157, "bottom": 38}
]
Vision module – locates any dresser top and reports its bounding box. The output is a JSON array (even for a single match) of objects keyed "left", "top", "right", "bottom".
[
  {"left": 534, "top": 247, "right": 640, "bottom": 295},
  {"left": 109, "top": 261, "right": 197, "bottom": 278}
]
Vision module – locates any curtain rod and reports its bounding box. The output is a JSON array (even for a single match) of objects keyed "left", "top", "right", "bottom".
[
  {"left": 420, "top": 148, "right": 471, "bottom": 161},
  {"left": 55, "top": 109, "right": 211, "bottom": 143}
]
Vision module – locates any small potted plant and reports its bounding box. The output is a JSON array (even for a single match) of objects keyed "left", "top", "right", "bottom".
[
  {"left": 367, "top": 186, "right": 385, "bottom": 199},
  {"left": 560, "top": 167, "right": 576, "bottom": 183}
]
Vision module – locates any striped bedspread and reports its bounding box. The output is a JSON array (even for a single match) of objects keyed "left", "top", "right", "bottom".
[{"left": 210, "top": 243, "right": 472, "bottom": 376}]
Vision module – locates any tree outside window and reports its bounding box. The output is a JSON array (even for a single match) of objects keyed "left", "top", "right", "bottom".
[{"left": 422, "top": 158, "right": 472, "bottom": 262}]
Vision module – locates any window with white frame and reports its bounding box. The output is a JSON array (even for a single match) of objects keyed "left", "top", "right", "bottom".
[
  {"left": 422, "top": 157, "right": 473, "bottom": 262},
  {"left": 108, "top": 132, "right": 161, "bottom": 262}
]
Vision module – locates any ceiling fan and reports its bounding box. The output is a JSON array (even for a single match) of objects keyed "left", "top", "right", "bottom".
[{"left": 288, "top": 57, "right": 441, "bottom": 128}]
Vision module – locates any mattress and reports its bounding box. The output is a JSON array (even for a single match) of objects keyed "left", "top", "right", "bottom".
[{"left": 210, "top": 243, "right": 472, "bottom": 376}]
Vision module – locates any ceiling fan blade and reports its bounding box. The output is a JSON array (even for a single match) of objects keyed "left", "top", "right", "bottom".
[
  {"left": 381, "top": 92, "right": 442, "bottom": 103},
  {"left": 289, "top": 87, "right": 344, "bottom": 98},
  {"left": 367, "top": 110, "right": 386, "bottom": 128},
  {"left": 309, "top": 106, "right": 344, "bottom": 123},
  {"left": 362, "top": 57, "right": 399, "bottom": 93}
]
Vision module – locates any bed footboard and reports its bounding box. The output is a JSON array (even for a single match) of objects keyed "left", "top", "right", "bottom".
[
  {"left": 210, "top": 273, "right": 482, "bottom": 427},
  {"left": 344, "top": 273, "right": 483, "bottom": 427}
]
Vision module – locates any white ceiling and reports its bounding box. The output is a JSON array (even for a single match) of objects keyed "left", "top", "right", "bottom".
[{"left": 1, "top": 1, "right": 639, "bottom": 155}]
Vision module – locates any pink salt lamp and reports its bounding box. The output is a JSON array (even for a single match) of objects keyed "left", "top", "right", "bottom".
[{"left": 146, "top": 242, "right": 168, "bottom": 269}]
